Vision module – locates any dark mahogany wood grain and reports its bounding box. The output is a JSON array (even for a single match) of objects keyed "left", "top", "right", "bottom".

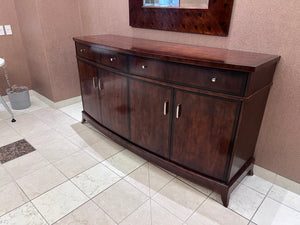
[
  {"left": 74, "top": 35, "right": 280, "bottom": 207},
  {"left": 129, "top": 0, "right": 234, "bottom": 36},
  {"left": 76, "top": 43, "right": 99, "bottom": 63},
  {"left": 76, "top": 42, "right": 127, "bottom": 71},
  {"left": 77, "top": 56, "right": 250, "bottom": 101},
  {"left": 77, "top": 60, "right": 102, "bottom": 123},
  {"left": 129, "top": 55, "right": 248, "bottom": 96},
  {"left": 171, "top": 90, "right": 240, "bottom": 181},
  {"left": 129, "top": 79, "right": 172, "bottom": 158},
  {"left": 82, "top": 111, "right": 254, "bottom": 207},
  {"left": 74, "top": 35, "right": 280, "bottom": 73},
  {"left": 245, "top": 63, "right": 278, "bottom": 96},
  {"left": 227, "top": 86, "right": 271, "bottom": 181},
  {"left": 98, "top": 68, "right": 130, "bottom": 139}
]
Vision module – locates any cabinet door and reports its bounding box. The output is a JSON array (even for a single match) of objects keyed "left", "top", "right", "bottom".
[
  {"left": 78, "top": 61, "right": 101, "bottom": 122},
  {"left": 99, "top": 69, "right": 129, "bottom": 139},
  {"left": 129, "top": 79, "right": 172, "bottom": 158},
  {"left": 171, "top": 90, "right": 240, "bottom": 181}
]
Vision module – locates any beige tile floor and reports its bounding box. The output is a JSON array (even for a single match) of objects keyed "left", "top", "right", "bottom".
[{"left": 0, "top": 96, "right": 300, "bottom": 225}]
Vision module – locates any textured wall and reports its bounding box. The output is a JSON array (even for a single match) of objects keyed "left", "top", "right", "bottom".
[
  {"left": 0, "top": 0, "right": 31, "bottom": 96},
  {"left": 2, "top": 0, "right": 299, "bottom": 182},
  {"left": 14, "top": 0, "right": 82, "bottom": 102},
  {"left": 78, "top": 0, "right": 300, "bottom": 183}
]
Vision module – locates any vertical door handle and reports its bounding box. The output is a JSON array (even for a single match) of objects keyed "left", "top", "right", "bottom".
[
  {"left": 98, "top": 78, "right": 102, "bottom": 91},
  {"left": 92, "top": 76, "right": 97, "bottom": 89},
  {"left": 176, "top": 104, "right": 181, "bottom": 119},
  {"left": 163, "top": 101, "right": 168, "bottom": 116}
]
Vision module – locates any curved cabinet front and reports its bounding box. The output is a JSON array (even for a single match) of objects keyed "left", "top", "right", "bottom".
[{"left": 74, "top": 34, "right": 280, "bottom": 207}]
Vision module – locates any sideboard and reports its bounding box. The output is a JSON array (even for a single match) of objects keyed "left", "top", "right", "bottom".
[{"left": 73, "top": 35, "right": 280, "bottom": 207}]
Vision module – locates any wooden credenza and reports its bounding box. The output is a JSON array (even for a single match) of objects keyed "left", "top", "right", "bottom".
[{"left": 74, "top": 35, "right": 280, "bottom": 207}]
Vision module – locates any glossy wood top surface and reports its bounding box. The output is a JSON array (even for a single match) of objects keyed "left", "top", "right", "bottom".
[{"left": 74, "top": 35, "right": 280, "bottom": 72}]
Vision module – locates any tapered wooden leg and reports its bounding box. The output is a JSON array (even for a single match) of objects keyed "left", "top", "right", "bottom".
[
  {"left": 221, "top": 190, "right": 229, "bottom": 207},
  {"left": 81, "top": 118, "right": 86, "bottom": 124},
  {"left": 247, "top": 168, "right": 254, "bottom": 176}
]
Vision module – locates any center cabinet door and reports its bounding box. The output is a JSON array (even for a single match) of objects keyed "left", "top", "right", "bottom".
[
  {"left": 129, "top": 79, "right": 172, "bottom": 158},
  {"left": 171, "top": 90, "right": 240, "bottom": 181},
  {"left": 98, "top": 68, "right": 130, "bottom": 139}
]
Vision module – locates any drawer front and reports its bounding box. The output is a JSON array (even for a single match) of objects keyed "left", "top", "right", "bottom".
[
  {"left": 76, "top": 43, "right": 127, "bottom": 71},
  {"left": 76, "top": 43, "right": 98, "bottom": 62},
  {"left": 129, "top": 56, "right": 248, "bottom": 96}
]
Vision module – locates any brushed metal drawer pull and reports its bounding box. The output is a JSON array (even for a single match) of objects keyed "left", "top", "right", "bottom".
[
  {"left": 163, "top": 101, "right": 168, "bottom": 116},
  {"left": 110, "top": 57, "right": 116, "bottom": 62},
  {"left": 141, "top": 65, "right": 148, "bottom": 69},
  {"left": 92, "top": 76, "right": 97, "bottom": 89},
  {"left": 98, "top": 78, "right": 102, "bottom": 91},
  {"left": 80, "top": 49, "right": 86, "bottom": 53},
  {"left": 176, "top": 104, "right": 181, "bottom": 119},
  {"left": 211, "top": 77, "right": 217, "bottom": 83}
]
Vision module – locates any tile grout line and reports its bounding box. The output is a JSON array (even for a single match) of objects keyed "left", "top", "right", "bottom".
[
  {"left": 93, "top": 160, "right": 171, "bottom": 224},
  {"left": 14, "top": 145, "right": 84, "bottom": 225},
  {"left": 0, "top": 123, "right": 92, "bottom": 224},
  {"left": 49, "top": 155, "right": 118, "bottom": 224},
  {"left": 248, "top": 183, "right": 274, "bottom": 223},
  {"left": 0, "top": 147, "right": 292, "bottom": 225},
  {"left": 1, "top": 103, "right": 146, "bottom": 223},
  {"left": 115, "top": 196, "right": 150, "bottom": 224},
  {"left": 5, "top": 110, "right": 52, "bottom": 135},
  {"left": 34, "top": 103, "right": 212, "bottom": 224},
  {"left": 3, "top": 102, "right": 300, "bottom": 224},
  {"left": 183, "top": 194, "right": 210, "bottom": 224},
  {"left": 267, "top": 193, "right": 300, "bottom": 214},
  {"left": 242, "top": 178, "right": 300, "bottom": 220},
  {"left": 89, "top": 199, "right": 119, "bottom": 225},
  {"left": 84, "top": 147, "right": 127, "bottom": 164},
  {"left": 36, "top": 152, "right": 111, "bottom": 224},
  {"left": 240, "top": 177, "right": 273, "bottom": 196},
  {"left": 0, "top": 201, "right": 28, "bottom": 220},
  {"left": 207, "top": 190, "right": 251, "bottom": 222},
  {"left": 176, "top": 176, "right": 213, "bottom": 196},
  {"left": 148, "top": 171, "right": 178, "bottom": 200},
  {"left": 147, "top": 163, "right": 153, "bottom": 225},
  {"left": 242, "top": 177, "right": 300, "bottom": 213},
  {"left": 66, "top": 157, "right": 149, "bottom": 224},
  {"left": 149, "top": 176, "right": 188, "bottom": 222},
  {"left": 88, "top": 160, "right": 150, "bottom": 224},
  {"left": 2, "top": 130, "right": 145, "bottom": 224},
  {"left": 59, "top": 107, "right": 83, "bottom": 122},
  {"left": 114, "top": 161, "right": 193, "bottom": 224},
  {"left": 14, "top": 181, "right": 50, "bottom": 225}
]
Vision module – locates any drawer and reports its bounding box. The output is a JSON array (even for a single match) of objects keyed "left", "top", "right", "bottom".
[
  {"left": 76, "top": 43, "right": 127, "bottom": 71},
  {"left": 129, "top": 56, "right": 248, "bottom": 96}
]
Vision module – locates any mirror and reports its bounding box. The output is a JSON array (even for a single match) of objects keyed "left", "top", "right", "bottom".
[
  {"left": 129, "top": 0, "right": 234, "bottom": 36},
  {"left": 143, "top": 0, "right": 209, "bottom": 9}
]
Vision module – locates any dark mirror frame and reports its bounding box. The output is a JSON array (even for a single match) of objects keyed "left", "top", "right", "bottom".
[{"left": 129, "top": 0, "right": 234, "bottom": 36}]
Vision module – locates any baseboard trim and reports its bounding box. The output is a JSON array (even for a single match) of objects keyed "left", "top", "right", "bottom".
[
  {"left": 29, "top": 90, "right": 81, "bottom": 109},
  {"left": 254, "top": 165, "right": 300, "bottom": 195}
]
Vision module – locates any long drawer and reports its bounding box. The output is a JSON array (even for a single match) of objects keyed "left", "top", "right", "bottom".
[
  {"left": 76, "top": 43, "right": 127, "bottom": 71},
  {"left": 129, "top": 56, "right": 248, "bottom": 96}
]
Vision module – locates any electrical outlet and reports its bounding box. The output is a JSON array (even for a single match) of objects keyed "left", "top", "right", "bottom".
[
  {"left": 0, "top": 26, "right": 5, "bottom": 36},
  {"left": 4, "top": 25, "right": 12, "bottom": 35}
]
